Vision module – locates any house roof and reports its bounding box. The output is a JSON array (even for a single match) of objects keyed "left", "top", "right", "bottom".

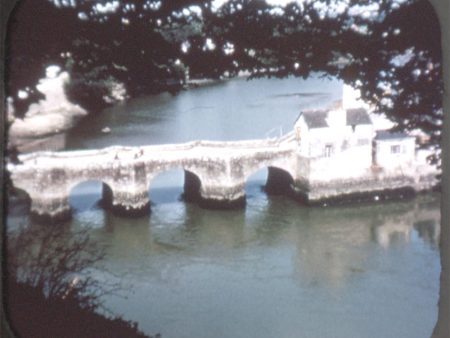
[
  {"left": 346, "top": 108, "right": 372, "bottom": 126},
  {"left": 298, "top": 110, "right": 329, "bottom": 129},
  {"left": 298, "top": 108, "right": 372, "bottom": 130},
  {"left": 375, "top": 130, "right": 414, "bottom": 140}
]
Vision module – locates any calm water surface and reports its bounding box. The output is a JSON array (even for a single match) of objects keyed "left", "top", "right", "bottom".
[{"left": 8, "top": 76, "right": 440, "bottom": 338}]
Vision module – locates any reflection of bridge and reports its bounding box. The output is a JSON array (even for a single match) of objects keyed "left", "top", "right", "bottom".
[{"left": 8, "top": 133, "right": 298, "bottom": 221}]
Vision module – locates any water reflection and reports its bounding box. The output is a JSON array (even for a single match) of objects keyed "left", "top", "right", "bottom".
[
  {"left": 414, "top": 219, "right": 440, "bottom": 247},
  {"left": 91, "top": 193, "right": 439, "bottom": 338},
  {"left": 81, "top": 190, "right": 441, "bottom": 283},
  {"left": 370, "top": 200, "right": 440, "bottom": 249},
  {"left": 7, "top": 182, "right": 440, "bottom": 338},
  {"left": 290, "top": 201, "right": 440, "bottom": 290}
]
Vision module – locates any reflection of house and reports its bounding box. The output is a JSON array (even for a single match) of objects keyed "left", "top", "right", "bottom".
[{"left": 291, "top": 85, "right": 439, "bottom": 203}]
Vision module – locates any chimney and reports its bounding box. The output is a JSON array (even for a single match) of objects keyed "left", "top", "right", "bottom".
[{"left": 342, "top": 84, "right": 362, "bottom": 110}]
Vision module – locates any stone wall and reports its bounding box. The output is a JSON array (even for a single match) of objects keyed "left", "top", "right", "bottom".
[{"left": 293, "top": 168, "right": 439, "bottom": 206}]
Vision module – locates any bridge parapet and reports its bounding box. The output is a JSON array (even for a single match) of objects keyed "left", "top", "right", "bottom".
[{"left": 15, "top": 132, "right": 296, "bottom": 163}]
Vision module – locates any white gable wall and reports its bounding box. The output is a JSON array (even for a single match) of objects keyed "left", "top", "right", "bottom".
[
  {"left": 294, "top": 116, "right": 311, "bottom": 157},
  {"left": 308, "top": 127, "right": 339, "bottom": 157},
  {"left": 308, "top": 141, "right": 373, "bottom": 181},
  {"left": 305, "top": 122, "right": 374, "bottom": 181},
  {"left": 344, "top": 124, "right": 374, "bottom": 149}
]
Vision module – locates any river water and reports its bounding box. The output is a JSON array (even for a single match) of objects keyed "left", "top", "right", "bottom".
[{"left": 7, "top": 75, "right": 440, "bottom": 338}]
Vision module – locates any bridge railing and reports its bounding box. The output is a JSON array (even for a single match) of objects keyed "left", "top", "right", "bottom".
[
  {"left": 13, "top": 132, "right": 298, "bottom": 165},
  {"left": 276, "top": 131, "right": 296, "bottom": 143}
]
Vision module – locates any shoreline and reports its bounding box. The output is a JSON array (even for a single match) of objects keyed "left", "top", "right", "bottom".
[{"left": 8, "top": 75, "right": 234, "bottom": 153}]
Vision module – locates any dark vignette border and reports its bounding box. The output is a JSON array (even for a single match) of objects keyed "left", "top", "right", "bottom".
[
  {"left": 0, "top": 1, "right": 449, "bottom": 337},
  {"left": 429, "top": 2, "right": 450, "bottom": 337}
]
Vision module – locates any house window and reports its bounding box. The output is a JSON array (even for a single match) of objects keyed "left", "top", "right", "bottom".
[
  {"left": 357, "top": 138, "right": 369, "bottom": 146},
  {"left": 295, "top": 127, "right": 301, "bottom": 146},
  {"left": 324, "top": 144, "right": 333, "bottom": 157},
  {"left": 342, "top": 140, "right": 349, "bottom": 150},
  {"left": 391, "top": 145, "right": 401, "bottom": 154}
]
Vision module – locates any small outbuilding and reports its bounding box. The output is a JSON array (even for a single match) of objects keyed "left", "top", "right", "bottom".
[{"left": 373, "top": 131, "right": 416, "bottom": 171}]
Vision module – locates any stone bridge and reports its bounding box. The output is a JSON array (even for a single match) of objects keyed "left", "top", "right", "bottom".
[{"left": 8, "top": 133, "right": 299, "bottom": 222}]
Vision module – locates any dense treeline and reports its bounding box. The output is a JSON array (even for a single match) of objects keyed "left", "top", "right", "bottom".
[{"left": 6, "top": 0, "right": 443, "bottom": 148}]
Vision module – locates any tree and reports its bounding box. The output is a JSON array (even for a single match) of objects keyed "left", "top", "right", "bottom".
[
  {"left": 6, "top": 0, "right": 78, "bottom": 117},
  {"left": 5, "top": 222, "right": 154, "bottom": 337},
  {"left": 6, "top": 0, "right": 443, "bottom": 154},
  {"left": 6, "top": 0, "right": 208, "bottom": 116},
  {"left": 6, "top": 223, "right": 114, "bottom": 311},
  {"left": 182, "top": 0, "right": 443, "bottom": 149}
]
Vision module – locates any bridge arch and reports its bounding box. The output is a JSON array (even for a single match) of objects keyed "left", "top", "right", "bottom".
[
  {"left": 147, "top": 167, "right": 204, "bottom": 205},
  {"left": 6, "top": 186, "right": 32, "bottom": 218},
  {"left": 183, "top": 170, "right": 202, "bottom": 203},
  {"left": 67, "top": 180, "right": 114, "bottom": 212},
  {"left": 147, "top": 168, "right": 184, "bottom": 205},
  {"left": 244, "top": 167, "right": 269, "bottom": 206},
  {"left": 244, "top": 165, "right": 295, "bottom": 197}
]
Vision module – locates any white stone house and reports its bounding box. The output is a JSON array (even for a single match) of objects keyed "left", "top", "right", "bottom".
[
  {"left": 294, "top": 105, "right": 422, "bottom": 185},
  {"left": 291, "top": 84, "right": 426, "bottom": 184},
  {"left": 294, "top": 106, "right": 377, "bottom": 181},
  {"left": 290, "top": 85, "right": 439, "bottom": 201}
]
